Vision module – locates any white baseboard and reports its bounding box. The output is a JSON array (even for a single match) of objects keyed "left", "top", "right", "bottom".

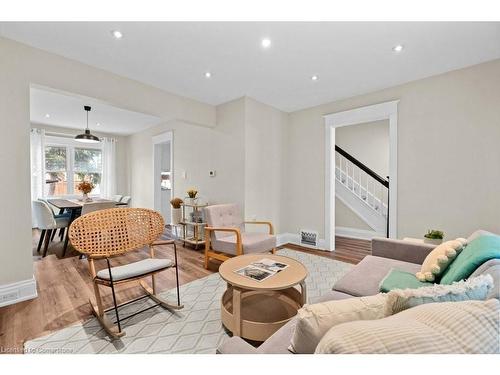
[
  {"left": 335, "top": 226, "right": 383, "bottom": 240},
  {"left": 277, "top": 232, "right": 330, "bottom": 251},
  {"left": 0, "top": 276, "right": 37, "bottom": 308}
]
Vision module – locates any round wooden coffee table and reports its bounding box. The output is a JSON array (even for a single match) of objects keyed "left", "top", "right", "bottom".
[{"left": 219, "top": 254, "right": 308, "bottom": 342}]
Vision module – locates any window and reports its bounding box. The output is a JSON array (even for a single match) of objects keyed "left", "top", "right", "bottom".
[
  {"left": 44, "top": 146, "right": 68, "bottom": 196},
  {"left": 74, "top": 148, "right": 102, "bottom": 195},
  {"left": 44, "top": 136, "right": 103, "bottom": 197}
]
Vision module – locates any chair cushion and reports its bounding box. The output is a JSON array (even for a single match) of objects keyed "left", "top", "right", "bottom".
[
  {"left": 315, "top": 299, "right": 500, "bottom": 354},
  {"left": 212, "top": 232, "right": 276, "bottom": 255},
  {"left": 96, "top": 258, "right": 173, "bottom": 281},
  {"left": 204, "top": 204, "right": 244, "bottom": 240},
  {"left": 333, "top": 255, "right": 421, "bottom": 297}
]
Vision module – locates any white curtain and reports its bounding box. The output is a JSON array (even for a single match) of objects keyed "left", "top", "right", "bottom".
[
  {"left": 30, "top": 128, "right": 45, "bottom": 227},
  {"left": 101, "top": 137, "right": 117, "bottom": 198}
]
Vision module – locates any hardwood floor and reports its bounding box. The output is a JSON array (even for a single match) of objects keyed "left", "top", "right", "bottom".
[{"left": 0, "top": 230, "right": 370, "bottom": 353}]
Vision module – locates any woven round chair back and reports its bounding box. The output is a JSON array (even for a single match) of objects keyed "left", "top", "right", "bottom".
[{"left": 69, "top": 208, "right": 165, "bottom": 258}]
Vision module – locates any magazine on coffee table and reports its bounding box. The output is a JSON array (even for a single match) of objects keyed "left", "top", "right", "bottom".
[{"left": 235, "top": 258, "right": 289, "bottom": 282}]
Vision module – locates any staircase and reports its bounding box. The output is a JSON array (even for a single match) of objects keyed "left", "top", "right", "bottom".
[{"left": 335, "top": 145, "right": 389, "bottom": 236}]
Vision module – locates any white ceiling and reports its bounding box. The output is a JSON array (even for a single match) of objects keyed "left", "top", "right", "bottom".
[
  {"left": 3, "top": 22, "right": 500, "bottom": 112},
  {"left": 30, "top": 87, "right": 161, "bottom": 135}
]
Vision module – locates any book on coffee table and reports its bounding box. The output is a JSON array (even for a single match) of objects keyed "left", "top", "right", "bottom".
[{"left": 234, "top": 258, "right": 289, "bottom": 282}]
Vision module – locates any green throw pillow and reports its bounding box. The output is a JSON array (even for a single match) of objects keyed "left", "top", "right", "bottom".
[
  {"left": 440, "top": 234, "right": 500, "bottom": 284},
  {"left": 379, "top": 268, "right": 432, "bottom": 293}
]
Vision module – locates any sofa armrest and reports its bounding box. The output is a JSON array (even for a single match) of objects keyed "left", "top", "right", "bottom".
[
  {"left": 216, "top": 337, "right": 259, "bottom": 354},
  {"left": 371, "top": 238, "right": 436, "bottom": 264}
]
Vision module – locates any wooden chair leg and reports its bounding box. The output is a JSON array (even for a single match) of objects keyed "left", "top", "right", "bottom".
[
  {"left": 89, "top": 281, "right": 125, "bottom": 339},
  {"left": 271, "top": 248, "right": 276, "bottom": 254},
  {"left": 37, "top": 229, "right": 46, "bottom": 253},
  {"left": 204, "top": 235, "right": 210, "bottom": 269},
  {"left": 42, "top": 229, "right": 52, "bottom": 257}
]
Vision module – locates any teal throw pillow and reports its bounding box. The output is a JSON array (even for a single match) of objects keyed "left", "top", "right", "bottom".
[{"left": 440, "top": 234, "right": 500, "bottom": 284}]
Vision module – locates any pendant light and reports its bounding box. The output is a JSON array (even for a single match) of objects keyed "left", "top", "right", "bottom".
[{"left": 75, "top": 105, "right": 100, "bottom": 143}]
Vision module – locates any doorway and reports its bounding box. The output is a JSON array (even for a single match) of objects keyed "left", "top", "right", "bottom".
[
  {"left": 324, "top": 100, "right": 398, "bottom": 251},
  {"left": 153, "top": 132, "right": 173, "bottom": 224}
]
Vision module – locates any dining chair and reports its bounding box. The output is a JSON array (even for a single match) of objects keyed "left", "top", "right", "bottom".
[
  {"left": 120, "top": 196, "right": 131, "bottom": 205},
  {"left": 33, "top": 200, "right": 70, "bottom": 257},
  {"left": 81, "top": 201, "right": 117, "bottom": 216},
  {"left": 69, "top": 208, "right": 183, "bottom": 339},
  {"left": 203, "top": 203, "right": 276, "bottom": 269},
  {"left": 38, "top": 198, "right": 71, "bottom": 241},
  {"left": 112, "top": 194, "right": 123, "bottom": 202}
]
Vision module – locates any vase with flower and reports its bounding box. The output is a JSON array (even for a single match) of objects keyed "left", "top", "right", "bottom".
[
  {"left": 186, "top": 188, "right": 198, "bottom": 205},
  {"left": 77, "top": 181, "right": 95, "bottom": 202}
]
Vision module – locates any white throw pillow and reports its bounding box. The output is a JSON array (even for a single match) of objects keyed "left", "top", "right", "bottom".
[
  {"left": 386, "top": 274, "right": 493, "bottom": 315},
  {"left": 315, "top": 299, "right": 500, "bottom": 354},
  {"left": 289, "top": 294, "right": 387, "bottom": 354},
  {"left": 416, "top": 238, "right": 467, "bottom": 282}
]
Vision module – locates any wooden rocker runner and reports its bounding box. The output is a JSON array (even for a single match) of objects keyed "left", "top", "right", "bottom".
[{"left": 69, "top": 207, "right": 183, "bottom": 339}]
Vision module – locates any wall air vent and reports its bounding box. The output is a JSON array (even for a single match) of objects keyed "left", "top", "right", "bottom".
[{"left": 300, "top": 229, "right": 319, "bottom": 247}]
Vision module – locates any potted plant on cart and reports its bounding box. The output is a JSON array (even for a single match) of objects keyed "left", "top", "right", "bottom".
[{"left": 170, "top": 197, "right": 183, "bottom": 225}]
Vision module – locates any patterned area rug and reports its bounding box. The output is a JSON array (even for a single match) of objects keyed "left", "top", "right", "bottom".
[{"left": 24, "top": 249, "right": 352, "bottom": 354}]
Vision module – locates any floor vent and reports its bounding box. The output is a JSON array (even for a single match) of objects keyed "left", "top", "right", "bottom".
[{"left": 300, "top": 230, "right": 319, "bottom": 247}]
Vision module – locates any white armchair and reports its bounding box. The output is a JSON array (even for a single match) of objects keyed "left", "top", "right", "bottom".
[{"left": 203, "top": 204, "right": 276, "bottom": 269}]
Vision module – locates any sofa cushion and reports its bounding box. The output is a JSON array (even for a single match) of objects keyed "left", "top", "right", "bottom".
[
  {"left": 386, "top": 274, "right": 493, "bottom": 315},
  {"left": 315, "top": 299, "right": 500, "bottom": 354},
  {"left": 469, "top": 259, "right": 500, "bottom": 299},
  {"left": 212, "top": 232, "right": 276, "bottom": 255},
  {"left": 290, "top": 294, "right": 387, "bottom": 354},
  {"left": 333, "top": 255, "right": 420, "bottom": 297},
  {"left": 379, "top": 268, "right": 433, "bottom": 293},
  {"left": 312, "top": 290, "right": 354, "bottom": 303},
  {"left": 440, "top": 234, "right": 500, "bottom": 284},
  {"left": 467, "top": 229, "right": 497, "bottom": 242},
  {"left": 415, "top": 238, "right": 467, "bottom": 282}
]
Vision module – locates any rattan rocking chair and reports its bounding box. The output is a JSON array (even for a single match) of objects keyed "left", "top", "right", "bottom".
[{"left": 69, "top": 207, "right": 183, "bottom": 339}]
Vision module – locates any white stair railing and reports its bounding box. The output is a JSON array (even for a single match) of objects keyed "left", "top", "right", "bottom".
[{"left": 335, "top": 150, "right": 388, "bottom": 218}]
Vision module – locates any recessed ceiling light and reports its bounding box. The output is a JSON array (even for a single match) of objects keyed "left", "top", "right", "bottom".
[
  {"left": 111, "top": 30, "right": 123, "bottom": 39},
  {"left": 311, "top": 75, "right": 319, "bottom": 81},
  {"left": 205, "top": 72, "right": 212, "bottom": 78},
  {"left": 45, "top": 113, "right": 50, "bottom": 118},
  {"left": 96, "top": 122, "right": 101, "bottom": 126},
  {"left": 261, "top": 38, "right": 272, "bottom": 49},
  {"left": 392, "top": 44, "right": 404, "bottom": 53}
]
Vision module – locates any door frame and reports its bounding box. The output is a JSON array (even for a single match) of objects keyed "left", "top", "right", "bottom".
[
  {"left": 324, "top": 100, "right": 399, "bottom": 251},
  {"left": 152, "top": 131, "right": 174, "bottom": 223}
]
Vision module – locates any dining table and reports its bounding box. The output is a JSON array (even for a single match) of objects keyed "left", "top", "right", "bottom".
[{"left": 47, "top": 198, "right": 128, "bottom": 257}]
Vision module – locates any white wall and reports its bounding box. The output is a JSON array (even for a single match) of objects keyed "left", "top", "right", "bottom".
[
  {"left": 0, "top": 36, "right": 214, "bottom": 288},
  {"left": 128, "top": 98, "right": 247, "bottom": 211},
  {"left": 336, "top": 120, "right": 389, "bottom": 178},
  {"left": 283, "top": 58, "right": 500, "bottom": 240},
  {"left": 335, "top": 198, "right": 372, "bottom": 231},
  {"left": 244, "top": 97, "right": 288, "bottom": 232},
  {"left": 127, "top": 96, "right": 288, "bottom": 234}
]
